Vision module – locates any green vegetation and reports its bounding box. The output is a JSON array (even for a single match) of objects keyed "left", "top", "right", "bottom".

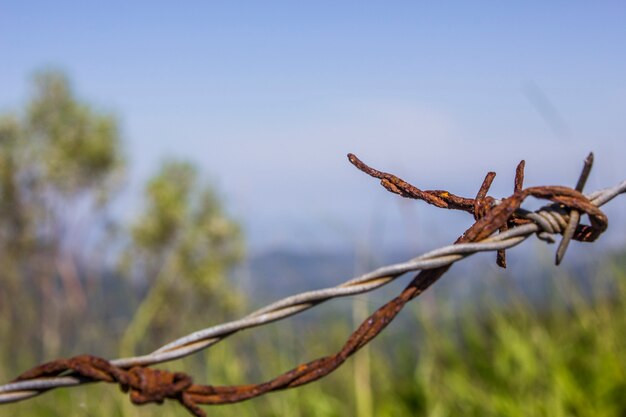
[
  {"left": 1, "top": 72, "right": 625, "bottom": 416},
  {"left": 400, "top": 259, "right": 626, "bottom": 417},
  {"left": 0, "top": 70, "right": 125, "bottom": 368},
  {"left": 119, "top": 159, "right": 244, "bottom": 356},
  {"left": 0, "top": 70, "right": 243, "bottom": 382}
]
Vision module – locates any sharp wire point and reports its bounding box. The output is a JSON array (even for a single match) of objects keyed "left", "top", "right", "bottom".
[{"left": 556, "top": 152, "right": 595, "bottom": 265}]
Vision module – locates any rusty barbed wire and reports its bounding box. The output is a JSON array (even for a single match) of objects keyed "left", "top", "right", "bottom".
[{"left": 1, "top": 154, "right": 625, "bottom": 417}]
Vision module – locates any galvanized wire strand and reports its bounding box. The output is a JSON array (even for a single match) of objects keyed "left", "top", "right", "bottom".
[{"left": 1, "top": 179, "right": 625, "bottom": 404}]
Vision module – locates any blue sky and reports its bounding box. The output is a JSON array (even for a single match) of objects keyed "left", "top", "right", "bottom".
[{"left": 1, "top": 2, "right": 625, "bottom": 251}]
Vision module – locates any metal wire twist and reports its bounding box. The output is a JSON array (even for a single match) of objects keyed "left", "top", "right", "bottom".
[{"left": 1, "top": 178, "right": 625, "bottom": 405}]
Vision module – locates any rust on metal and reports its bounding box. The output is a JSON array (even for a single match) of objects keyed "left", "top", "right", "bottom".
[
  {"left": 556, "top": 152, "right": 594, "bottom": 264},
  {"left": 8, "top": 153, "right": 613, "bottom": 416},
  {"left": 514, "top": 160, "right": 526, "bottom": 193},
  {"left": 347, "top": 153, "right": 476, "bottom": 212},
  {"left": 14, "top": 355, "right": 202, "bottom": 416}
]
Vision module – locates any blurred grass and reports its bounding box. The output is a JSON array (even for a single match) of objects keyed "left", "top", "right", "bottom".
[
  {"left": 402, "top": 253, "right": 626, "bottom": 417},
  {"left": 2, "top": 251, "right": 625, "bottom": 417}
]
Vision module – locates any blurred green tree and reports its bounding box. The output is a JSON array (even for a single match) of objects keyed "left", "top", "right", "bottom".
[
  {"left": 27, "top": 71, "right": 124, "bottom": 197},
  {"left": 0, "top": 70, "right": 124, "bottom": 367},
  {"left": 0, "top": 71, "right": 243, "bottom": 376},
  {"left": 120, "top": 159, "right": 244, "bottom": 355}
]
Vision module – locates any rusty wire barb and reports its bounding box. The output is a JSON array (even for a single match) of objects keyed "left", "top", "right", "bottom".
[{"left": 1, "top": 154, "right": 625, "bottom": 417}]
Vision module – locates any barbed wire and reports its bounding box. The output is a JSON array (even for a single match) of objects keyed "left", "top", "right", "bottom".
[{"left": 1, "top": 153, "right": 625, "bottom": 416}]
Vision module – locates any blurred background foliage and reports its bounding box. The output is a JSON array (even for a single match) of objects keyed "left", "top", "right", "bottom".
[{"left": 1, "top": 72, "right": 625, "bottom": 417}]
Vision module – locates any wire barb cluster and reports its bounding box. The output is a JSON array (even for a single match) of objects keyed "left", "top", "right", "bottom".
[{"left": 1, "top": 154, "right": 625, "bottom": 417}]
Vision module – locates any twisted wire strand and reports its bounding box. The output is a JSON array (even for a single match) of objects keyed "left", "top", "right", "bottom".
[{"left": 1, "top": 180, "right": 625, "bottom": 404}]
